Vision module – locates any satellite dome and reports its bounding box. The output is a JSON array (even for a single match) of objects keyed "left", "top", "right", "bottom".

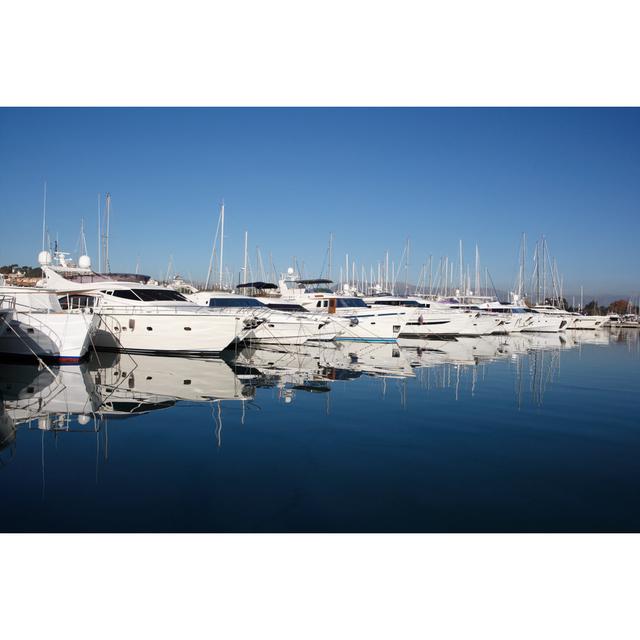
[
  {"left": 38, "top": 250, "right": 52, "bottom": 266},
  {"left": 78, "top": 255, "right": 91, "bottom": 269},
  {"left": 287, "top": 267, "right": 294, "bottom": 275}
]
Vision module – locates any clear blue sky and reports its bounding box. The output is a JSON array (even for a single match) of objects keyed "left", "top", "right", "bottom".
[{"left": 1, "top": 108, "right": 638, "bottom": 297}]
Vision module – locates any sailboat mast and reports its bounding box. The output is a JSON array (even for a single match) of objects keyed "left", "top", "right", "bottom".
[
  {"left": 97, "top": 193, "right": 101, "bottom": 272},
  {"left": 104, "top": 193, "right": 111, "bottom": 273},
  {"left": 385, "top": 250, "right": 389, "bottom": 292},
  {"left": 474, "top": 244, "right": 480, "bottom": 295},
  {"left": 542, "top": 236, "right": 547, "bottom": 304},
  {"left": 242, "top": 230, "right": 248, "bottom": 284},
  {"left": 533, "top": 242, "right": 540, "bottom": 304},
  {"left": 459, "top": 239, "right": 463, "bottom": 295},
  {"left": 218, "top": 202, "right": 225, "bottom": 288},
  {"left": 328, "top": 232, "right": 333, "bottom": 282},
  {"left": 519, "top": 232, "right": 526, "bottom": 299}
]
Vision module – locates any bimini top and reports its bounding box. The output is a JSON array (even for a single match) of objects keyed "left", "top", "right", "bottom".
[
  {"left": 295, "top": 278, "right": 333, "bottom": 285},
  {"left": 236, "top": 281, "right": 278, "bottom": 290}
]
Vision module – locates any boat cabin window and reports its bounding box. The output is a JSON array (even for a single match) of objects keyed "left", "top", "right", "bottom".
[
  {"left": 336, "top": 298, "right": 368, "bottom": 308},
  {"left": 372, "top": 300, "right": 428, "bottom": 308},
  {"left": 282, "top": 280, "right": 302, "bottom": 291},
  {"left": 316, "top": 300, "right": 329, "bottom": 308},
  {"left": 111, "top": 289, "right": 143, "bottom": 300},
  {"left": 133, "top": 289, "right": 188, "bottom": 302},
  {"left": 267, "top": 303, "right": 308, "bottom": 312},
  {"left": 304, "top": 287, "right": 333, "bottom": 294},
  {"left": 208, "top": 297, "right": 266, "bottom": 308},
  {"left": 100, "top": 288, "right": 188, "bottom": 302},
  {"left": 59, "top": 294, "right": 96, "bottom": 310}
]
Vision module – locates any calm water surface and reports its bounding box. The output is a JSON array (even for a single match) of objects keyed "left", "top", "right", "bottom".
[{"left": 1, "top": 329, "right": 639, "bottom": 532}]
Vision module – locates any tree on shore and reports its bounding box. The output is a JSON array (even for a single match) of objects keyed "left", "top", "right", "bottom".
[
  {"left": 583, "top": 300, "right": 606, "bottom": 316},
  {"left": 607, "top": 299, "right": 639, "bottom": 315},
  {"left": 0, "top": 264, "right": 42, "bottom": 278}
]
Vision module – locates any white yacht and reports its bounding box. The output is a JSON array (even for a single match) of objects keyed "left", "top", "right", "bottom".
[
  {"left": 188, "top": 291, "right": 340, "bottom": 344},
  {"left": 276, "top": 272, "right": 408, "bottom": 342},
  {"left": 532, "top": 304, "right": 604, "bottom": 330},
  {"left": 479, "top": 299, "right": 567, "bottom": 333},
  {"left": 0, "top": 274, "right": 97, "bottom": 362},
  {"left": 364, "top": 294, "right": 503, "bottom": 337},
  {"left": 39, "top": 254, "right": 248, "bottom": 356}
]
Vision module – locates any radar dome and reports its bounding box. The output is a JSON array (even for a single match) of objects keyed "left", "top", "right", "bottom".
[
  {"left": 78, "top": 255, "right": 91, "bottom": 269},
  {"left": 77, "top": 414, "right": 91, "bottom": 426},
  {"left": 38, "top": 250, "right": 52, "bottom": 266},
  {"left": 287, "top": 267, "right": 294, "bottom": 275}
]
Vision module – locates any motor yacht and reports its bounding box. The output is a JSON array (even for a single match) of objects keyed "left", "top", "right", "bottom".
[
  {"left": 188, "top": 291, "right": 340, "bottom": 344},
  {"left": 479, "top": 300, "right": 566, "bottom": 333},
  {"left": 364, "top": 295, "right": 504, "bottom": 337},
  {"left": 276, "top": 271, "right": 408, "bottom": 342},
  {"left": 39, "top": 254, "right": 248, "bottom": 356},
  {"left": 0, "top": 274, "right": 97, "bottom": 362}
]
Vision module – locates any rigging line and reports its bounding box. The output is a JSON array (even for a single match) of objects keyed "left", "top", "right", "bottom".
[{"left": 0, "top": 314, "right": 58, "bottom": 379}]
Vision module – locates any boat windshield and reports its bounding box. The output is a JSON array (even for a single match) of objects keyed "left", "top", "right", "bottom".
[
  {"left": 304, "top": 287, "right": 333, "bottom": 294},
  {"left": 106, "top": 289, "right": 188, "bottom": 302},
  {"left": 336, "top": 298, "right": 369, "bottom": 308},
  {"left": 208, "top": 297, "right": 266, "bottom": 308},
  {"left": 266, "top": 303, "right": 308, "bottom": 312},
  {"left": 372, "top": 300, "right": 428, "bottom": 308}
]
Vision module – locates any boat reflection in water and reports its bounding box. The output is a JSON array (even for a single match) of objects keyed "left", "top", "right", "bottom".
[
  {"left": 88, "top": 351, "right": 254, "bottom": 417},
  {"left": 0, "top": 328, "right": 624, "bottom": 455},
  {"left": 2, "top": 325, "right": 638, "bottom": 533},
  {"left": 0, "top": 360, "right": 101, "bottom": 474}
]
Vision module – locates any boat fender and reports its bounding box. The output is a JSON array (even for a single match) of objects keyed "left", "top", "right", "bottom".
[{"left": 418, "top": 315, "right": 424, "bottom": 325}]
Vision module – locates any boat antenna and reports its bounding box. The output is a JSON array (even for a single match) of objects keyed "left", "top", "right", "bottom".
[
  {"left": 41, "top": 181, "right": 47, "bottom": 251},
  {"left": 78, "top": 217, "right": 88, "bottom": 256}
]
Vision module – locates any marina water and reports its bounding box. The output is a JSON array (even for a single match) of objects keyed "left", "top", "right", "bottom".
[{"left": 1, "top": 329, "right": 639, "bottom": 532}]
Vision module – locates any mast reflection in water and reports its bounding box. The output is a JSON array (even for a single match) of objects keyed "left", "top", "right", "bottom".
[{"left": 1, "top": 329, "right": 639, "bottom": 532}]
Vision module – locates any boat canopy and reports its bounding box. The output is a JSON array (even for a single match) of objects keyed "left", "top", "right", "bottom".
[
  {"left": 237, "top": 281, "right": 278, "bottom": 290},
  {"left": 295, "top": 278, "right": 333, "bottom": 285}
]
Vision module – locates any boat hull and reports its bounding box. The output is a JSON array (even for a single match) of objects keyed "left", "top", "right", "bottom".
[
  {"left": 0, "top": 309, "right": 96, "bottom": 362},
  {"left": 92, "top": 308, "right": 243, "bottom": 355}
]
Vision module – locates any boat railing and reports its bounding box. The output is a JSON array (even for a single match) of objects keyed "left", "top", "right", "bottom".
[
  {"left": 5, "top": 297, "right": 90, "bottom": 316},
  {"left": 0, "top": 295, "right": 16, "bottom": 311},
  {"left": 95, "top": 303, "right": 252, "bottom": 317},
  {"left": 13, "top": 306, "right": 64, "bottom": 348}
]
